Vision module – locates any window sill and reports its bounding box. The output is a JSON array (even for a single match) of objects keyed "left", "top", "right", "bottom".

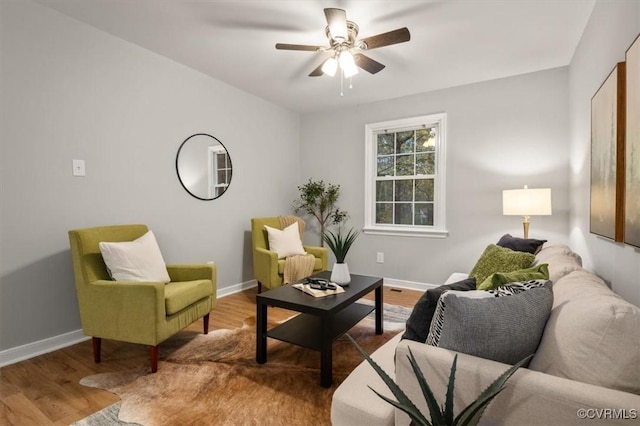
[{"left": 363, "top": 226, "right": 449, "bottom": 238}]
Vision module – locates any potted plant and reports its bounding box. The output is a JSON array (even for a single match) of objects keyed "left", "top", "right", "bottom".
[
  {"left": 323, "top": 225, "right": 359, "bottom": 285},
  {"left": 293, "top": 179, "right": 347, "bottom": 246}
]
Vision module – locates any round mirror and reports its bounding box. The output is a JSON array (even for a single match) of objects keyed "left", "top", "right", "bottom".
[{"left": 176, "top": 133, "right": 232, "bottom": 200}]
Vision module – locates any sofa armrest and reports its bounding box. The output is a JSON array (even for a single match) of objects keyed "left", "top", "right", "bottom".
[
  {"left": 82, "top": 279, "right": 165, "bottom": 345},
  {"left": 304, "top": 245, "right": 329, "bottom": 270},
  {"left": 395, "top": 340, "right": 640, "bottom": 426},
  {"left": 253, "top": 247, "right": 279, "bottom": 284},
  {"left": 167, "top": 264, "right": 216, "bottom": 284}
]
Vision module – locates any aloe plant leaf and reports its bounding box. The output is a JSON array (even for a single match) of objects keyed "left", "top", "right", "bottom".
[
  {"left": 443, "top": 354, "right": 457, "bottom": 425},
  {"left": 348, "top": 335, "right": 431, "bottom": 426},
  {"left": 454, "top": 354, "right": 532, "bottom": 425},
  {"left": 407, "top": 348, "right": 446, "bottom": 426},
  {"left": 368, "top": 386, "right": 433, "bottom": 426}
]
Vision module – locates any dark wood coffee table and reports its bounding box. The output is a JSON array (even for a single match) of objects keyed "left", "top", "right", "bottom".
[{"left": 255, "top": 271, "right": 383, "bottom": 387}]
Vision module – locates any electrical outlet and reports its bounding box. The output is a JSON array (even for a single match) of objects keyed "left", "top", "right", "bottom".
[{"left": 376, "top": 252, "right": 384, "bottom": 263}]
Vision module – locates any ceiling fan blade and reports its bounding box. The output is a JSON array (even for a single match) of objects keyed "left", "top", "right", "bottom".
[
  {"left": 308, "top": 62, "right": 325, "bottom": 77},
  {"left": 360, "top": 27, "right": 410, "bottom": 50},
  {"left": 354, "top": 53, "right": 386, "bottom": 74},
  {"left": 275, "top": 43, "right": 323, "bottom": 51},
  {"left": 324, "top": 8, "right": 348, "bottom": 41}
]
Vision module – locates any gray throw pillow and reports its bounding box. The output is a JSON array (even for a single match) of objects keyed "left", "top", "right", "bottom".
[
  {"left": 426, "top": 282, "right": 553, "bottom": 365},
  {"left": 401, "top": 278, "right": 476, "bottom": 343}
]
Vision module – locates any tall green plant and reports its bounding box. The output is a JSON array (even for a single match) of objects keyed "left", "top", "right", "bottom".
[
  {"left": 293, "top": 179, "right": 347, "bottom": 246},
  {"left": 323, "top": 226, "right": 359, "bottom": 263},
  {"left": 348, "top": 335, "right": 532, "bottom": 426}
]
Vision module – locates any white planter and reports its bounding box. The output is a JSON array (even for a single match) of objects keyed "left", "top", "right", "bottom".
[{"left": 331, "top": 262, "right": 351, "bottom": 285}]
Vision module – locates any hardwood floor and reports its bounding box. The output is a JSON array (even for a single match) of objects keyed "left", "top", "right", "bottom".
[{"left": 0, "top": 285, "right": 422, "bottom": 425}]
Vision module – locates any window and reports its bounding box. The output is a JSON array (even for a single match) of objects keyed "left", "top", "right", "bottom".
[
  {"left": 208, "top": 146, "right": 232, "bottom": 198},
  {"left": 364, "top": 114, "right": 448, "bottom": 237}
]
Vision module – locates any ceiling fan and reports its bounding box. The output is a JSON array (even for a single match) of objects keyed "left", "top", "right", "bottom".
[{"left": 275, "top": 8, "right": 410, "bottom": 78}]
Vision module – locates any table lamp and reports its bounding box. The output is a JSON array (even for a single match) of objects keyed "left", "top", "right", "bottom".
[{"left": 503, "top": 185, "right": 552, "bottom": 239}]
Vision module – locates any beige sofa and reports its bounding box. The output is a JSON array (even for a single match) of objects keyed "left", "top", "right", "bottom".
[{"left": 332, "top": 244, "right": 640, "bottom": 425}]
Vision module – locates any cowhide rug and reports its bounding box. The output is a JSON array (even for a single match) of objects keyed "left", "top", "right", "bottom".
[{"left": 77, "top": 309, "right": 408, "bottom": 426}]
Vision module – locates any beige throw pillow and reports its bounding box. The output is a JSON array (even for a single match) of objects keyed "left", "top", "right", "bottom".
[
  {"left": 264, "top": 222, "right": 306, "bottom": 259},
  {"left": 99, "top": 230, "right": 171, "bottom": 283}
]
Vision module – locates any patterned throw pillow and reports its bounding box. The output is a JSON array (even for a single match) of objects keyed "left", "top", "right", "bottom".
[
  {"left": 469, "top": 244, "right": 535, "bottom": 285},
  {"left": 401, "top": 278, "right": 477, "bottom": 343},
  {"left": 426, "top": 281, "right": 552, "bottom": 365}
]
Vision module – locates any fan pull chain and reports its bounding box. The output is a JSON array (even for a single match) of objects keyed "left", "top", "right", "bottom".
[
  {"left": 340, "top": 71, "right": 344, "bottom": 96},
  {"left": 349, "top": 77, "right": 353, "bottom": 89}
]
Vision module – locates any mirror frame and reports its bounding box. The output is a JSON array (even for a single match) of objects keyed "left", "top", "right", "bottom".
[{"left": 175, "top": 133, "right": 232, "bottom": 201}]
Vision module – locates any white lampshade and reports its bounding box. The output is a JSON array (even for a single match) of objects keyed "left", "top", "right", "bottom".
[{"left": 503, "top": 186, "right": 552, "bottom": 216}]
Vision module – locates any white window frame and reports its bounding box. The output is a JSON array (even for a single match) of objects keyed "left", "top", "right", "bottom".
[{"left": 364, "top": 113, "right": 448, "bottom": 238}]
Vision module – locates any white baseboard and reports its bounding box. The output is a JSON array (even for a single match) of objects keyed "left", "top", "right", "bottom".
[
  {"left": 0, "top": 329, "right": 89, "bottom": 368},
  {"left": 0, "top": 277, "right": 434, "bottom": 368},
  {"left": 383, "top": 277, "right": 437, "bottom": 292}
]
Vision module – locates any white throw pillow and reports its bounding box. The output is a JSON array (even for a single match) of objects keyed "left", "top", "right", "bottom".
[
  {"left": 99, "top": 230, "right": 171, "bottom": 283},
  {"left": 264, "top": 222, "right": 306, "bottom": 259}
]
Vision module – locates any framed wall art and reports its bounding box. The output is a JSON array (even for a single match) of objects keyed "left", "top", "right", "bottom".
[
  {"left": 625, "top": 35, "right": 640, "bottom": 247},
  {"left": 590, "top": 61, "right": 626, "bottom": 242}
]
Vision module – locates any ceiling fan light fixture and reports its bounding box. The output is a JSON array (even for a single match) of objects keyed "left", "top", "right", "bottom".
[
  {"left": 321, "top": 57, "right": 338, "bottom": 77},
  {"left": 339, "top": 50, "right": 358, "bottom": 78}
]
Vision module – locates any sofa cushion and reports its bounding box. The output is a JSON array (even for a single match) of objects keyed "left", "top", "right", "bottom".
[
  {"left": 469, "top": 244, "right": 535, "bottom": 284},
  {"left": 529, "top": 270, "right": 640, "bottom": 394},
  {"left": 532, "top": 244, "right": 583, "bottom": 283},
  {"left": 401, "top": 278, "right": 476, "bottom": 343},
  {"left": 426, "top": 283, "right": 552, "bottom": 365},
  {"left": 164, "top": 279, "right": 213, "bottom": 315},
  {"left": 477, "top": 263, "right": 549, "bottom": 290},
  {"left": 497, "top": 233, "right": 546, "bottom": 254}
]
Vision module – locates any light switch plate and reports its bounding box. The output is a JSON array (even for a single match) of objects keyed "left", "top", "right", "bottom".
[{"left": 72, "top": 159, "right": 85, "bottom": 177}]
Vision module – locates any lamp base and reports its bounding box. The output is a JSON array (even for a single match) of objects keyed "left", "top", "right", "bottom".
[{"left": 522, "top": 220, "right": 530, "bottom": 239}]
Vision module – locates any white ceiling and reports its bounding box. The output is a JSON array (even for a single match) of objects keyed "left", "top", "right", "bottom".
[{"left": 36, "top": 0, "right": 595, "bottom": 114}]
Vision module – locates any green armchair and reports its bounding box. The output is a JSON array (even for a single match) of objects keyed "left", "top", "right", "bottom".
[
  {"left": 251, "top": 216, "right": 328, "bottom": 292},
  {"left": 68, "top": 224, "right": 216, "bottom": 373}
]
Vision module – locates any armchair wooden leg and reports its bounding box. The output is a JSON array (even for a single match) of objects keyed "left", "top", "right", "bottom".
[
  {"left": 257, "top": 281, "right": 262, "bottom": 293},
  {"left": 150, "top": 345, "right": 158, "bottom": 373},
  {"left": 203, "top": 313, "right": 210, "bottom": 335},
  {"left": 92, "top": 337, "right": 101, "bottom": 363}
]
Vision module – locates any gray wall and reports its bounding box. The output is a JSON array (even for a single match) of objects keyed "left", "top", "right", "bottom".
[
  {"left": 299, "top": 68, "right": 571, "bottom": 285},
  {"left": 0, "top": 1, "right": 301, "bottom": 351},
  {"left": 568, "top": 0, "right": 640, "bottom": 306}
]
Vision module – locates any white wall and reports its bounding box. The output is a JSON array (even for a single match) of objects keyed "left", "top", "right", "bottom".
[
  {"left": 0, "top": 0, "right": 300, "bottom": 351},
  {"left": 300, "top": 68, "right": 571, "bottom": 286},
  {"left": 568, "top": 0, "right": 640, "bottom": 306}
]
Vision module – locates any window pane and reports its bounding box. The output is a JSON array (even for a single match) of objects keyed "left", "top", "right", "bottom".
[
  {"left": 416, "top": 152, "right": 435, "bottom": 175},
  {"left": 377, "top": 133, "right": 394, "bottom": 155},
  {"left": 376, "top": 180, "right": 393, "bottom": 201},
  {"left": 415, "top": 179, "right": 434, "bottom": 202},
  {"left": 377, "top": 156, "right": 394, "bottom": 176},
  {"left": 416, "top": 128, "right": 436, "bottom": 152},
  {"left": 395, "top": 180, "right": 413, "bottom": 201},
  {"left": 396, "top": 131, "right": 414, "bottom": 154},
  {"left": 217, "top": 170, "right": 226, "bottom": 183},
  {"left": 395, "top": 203, "right": 413, "bottom": 225},
  {"left": 415, "top": 203, "right": 434, "bottom": 226},
  {"left": 376, "top": 203, "right": 393, "bottom": 224},
  {"left": 396, "top": 154, "right": 414, "bottom": 176}
]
